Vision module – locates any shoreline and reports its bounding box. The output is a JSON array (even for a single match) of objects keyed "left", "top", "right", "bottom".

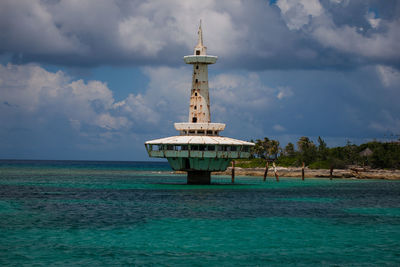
[{"left": 211, "top": 167, "right": 400, "bottom": 180}]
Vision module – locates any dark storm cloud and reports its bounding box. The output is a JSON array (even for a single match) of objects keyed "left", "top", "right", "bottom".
[{"left": 0, "top": 0, "right": 399, "bottom": 69}]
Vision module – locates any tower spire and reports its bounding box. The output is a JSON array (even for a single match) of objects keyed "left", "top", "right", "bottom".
[
  {"left": 197, "top": 20, "right": 203, "bottom": 47},
  {"left": 194, "top": 20, "right": 206, "bottom": 55}
]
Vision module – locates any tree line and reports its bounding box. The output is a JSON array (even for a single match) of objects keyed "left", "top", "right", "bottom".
[{"left": 245, "top": 137, "right": 400, "bottom": 169}]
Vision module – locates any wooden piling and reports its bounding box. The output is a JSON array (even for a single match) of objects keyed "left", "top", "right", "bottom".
[
  {"left": 263, "top": 161, "right": 269, "bottom": 181},
  {"left": 231, "top": 160, "right": 235, "bottom": 183},
  {"left": 273, "top": 162, "right": 279, "bottom": 182},
  {"left": 330, "top": 165, "right": 333, "bottom": 180},
  {"left": 301, "top": 162, "right": 305, "bottom": 181}
]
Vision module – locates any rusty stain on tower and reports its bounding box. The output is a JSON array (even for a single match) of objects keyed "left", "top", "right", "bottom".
[{"left": 145, "top": 21, "right": 255, "bottom": 184}]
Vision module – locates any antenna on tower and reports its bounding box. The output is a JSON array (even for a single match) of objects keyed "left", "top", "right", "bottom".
[
  {"left": 194, "top": 20, "right": 206, "bottom": 55},
  {"left": 197, "top": 19, "right": 203, "bottom": 47}
]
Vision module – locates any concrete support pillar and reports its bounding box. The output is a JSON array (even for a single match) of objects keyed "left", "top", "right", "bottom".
[{"left": 187, "top": 171, "right": 211, "bottom": 184}]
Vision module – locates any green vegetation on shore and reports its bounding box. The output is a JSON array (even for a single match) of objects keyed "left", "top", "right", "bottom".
[{"left": 236, "top": 137, "right": 400, "bottom": 170}]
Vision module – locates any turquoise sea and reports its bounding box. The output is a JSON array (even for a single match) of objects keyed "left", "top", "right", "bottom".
[{"left": 0, "top": 160, "right": 399, "bottom": 266}]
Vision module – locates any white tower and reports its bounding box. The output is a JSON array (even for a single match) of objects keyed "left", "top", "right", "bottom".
[
  {"left": 185, "top": 21, "right": 214, "bottom": 123},
  {"left": 145, "top": 22, "right": 254, "bottom": 184}
]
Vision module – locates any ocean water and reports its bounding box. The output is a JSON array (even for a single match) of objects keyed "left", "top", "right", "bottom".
[{"left": 0, "top": 160, "right": 399, "bottom": 266}]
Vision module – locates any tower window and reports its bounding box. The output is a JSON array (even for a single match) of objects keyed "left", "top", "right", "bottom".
[
  {"left": 192, "top": 117, "right": 197, "bottom": 123},
  {"left": 194, "top": 106, "right": 197, "bottom": 110},
  {"left": 196, "top": 50, "right": 200, "bottom": 55}
]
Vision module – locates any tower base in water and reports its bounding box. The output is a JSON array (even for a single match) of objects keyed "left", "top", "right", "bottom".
[{"left": 187, "top": 171, "right": 211, "bottom": 184}]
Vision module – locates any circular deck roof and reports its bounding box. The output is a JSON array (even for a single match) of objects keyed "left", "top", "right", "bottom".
[{"left": 145, "top": 135, "right": 254, "bottom": 146}]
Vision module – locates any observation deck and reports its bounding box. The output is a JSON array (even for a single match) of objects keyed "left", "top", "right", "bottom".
[{"left": 184, "top": 55, "right": 217, "bottom": 64}]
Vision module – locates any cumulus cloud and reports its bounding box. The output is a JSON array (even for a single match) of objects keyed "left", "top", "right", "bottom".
[
  {"left": 0, "top": 0, "right": 86, "bottom": 55},
  {"left": 0, "top": 0, "right": 247, "bottom": 66},
  {"left": 329, "top": 0, "right": 346, "bottom": 4},
  {"left": 0, "top": 62, "right": 298, "bottom": 156},
  {"left": 276, "top": 0, "right": 400, "bottom": 65},
  {"left": 0, "top": 63, "right": 188, "bottom": 158},
  {"left": 1, "top": 61, "right": 400, "bottom": 159},
  {"left": 212, "top": 73, "right": 274, "bottom": 111},
  {"left": 210, "top": 72, "right": 275, "bottom": 137},
  {"left": 1, "top": 0, "right": 398, "bottom": 69},
  {"left": 376, "top": 65, "right": 400, "bottom": 88},
  {"left": 276, "top": 86, "right": 293, "bottom": 100},
  {"left": 276, "top": 0, "right": 323, "bottom": 30},
  {"left": 273, "top": 124, "right": 286, "bottom": 132},
  {"left": 311, "top": 19, "right": 400, "bottom": 61},
  {"left": 0, "top": 63, "right": 168, "bottom": 144},
  {"left": 366, "top": 11, "right": 381, "bottom": 29}
]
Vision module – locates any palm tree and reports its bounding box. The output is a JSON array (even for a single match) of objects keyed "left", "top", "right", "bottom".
[{"left": 268, "top": 140, "right": 280, "bottom": 159}]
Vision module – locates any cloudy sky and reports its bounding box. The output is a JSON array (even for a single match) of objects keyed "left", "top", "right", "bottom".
[{"left": 1, "top": 0, "right": 399, "bottom": 160}]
